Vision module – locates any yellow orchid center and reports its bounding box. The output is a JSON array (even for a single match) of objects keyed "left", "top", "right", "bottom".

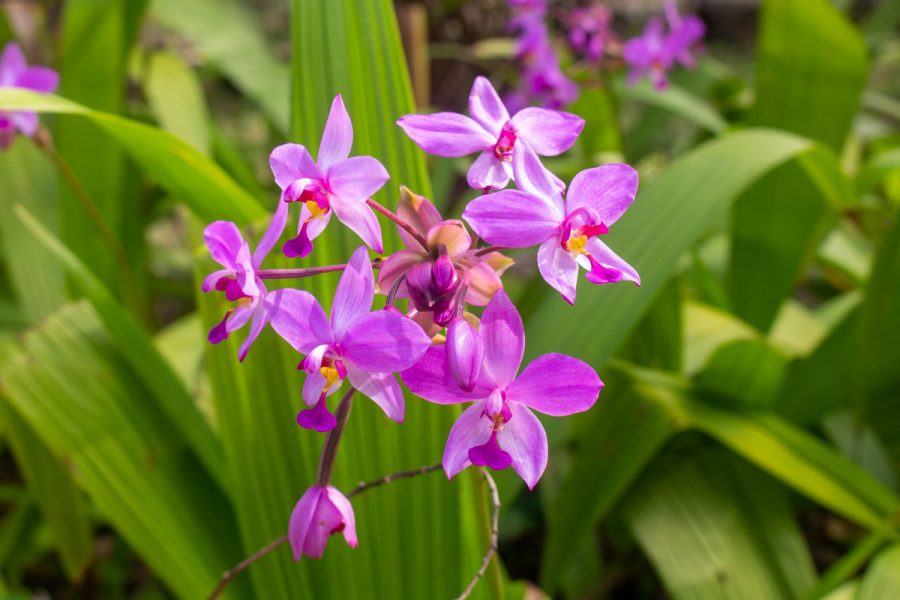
[
  {"left": 320, "top": 365, "right": 341, "bottom": 390},
  {"left": 236, "top": 296, "right": 253, "bottom": 308},
  {"left": 305, "top": 200, "right": 327, "bottom": 221},
  {"left": 565, "top": 234, "right": 588, "bottom": 255}
]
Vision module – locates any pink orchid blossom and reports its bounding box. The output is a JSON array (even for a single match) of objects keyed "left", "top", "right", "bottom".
[
  {"left": 0, "top": 42, "right": 59, "bottom": 149},
  {"left": 289, "top": 485, "right": 357, "bottom": 560},
  {"left": 266, "top": 246, "right": 431, "bottom": 431},
  {"left": 664, "top": 0, "right": 706, "bottom": 69},
  {"left": 402, "top": 290, "right": 602, "bottom": 489},
  {"left": 397, "top": 76, "right": 583, "bottom": 191},
  {"left": 463, "top": 145, "right": 640, "bottom": 304},
  {"left": 269, "top": 95, "right": 389, "bottom": 258},
  {"left": 376, "top": 187, "right": 514, "bottom": 324},
  {"left": 623, "top": 2, "right": 705, "bottom": 90},
  {"left": 202, "top": 201, "right": 287, "bottom": 361}
]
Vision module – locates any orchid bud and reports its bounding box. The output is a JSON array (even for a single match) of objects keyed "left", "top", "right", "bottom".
[
  {"left": 432, "top": 298, "right": 456, "bottom": 327},
  {"left": 431, "top": 254, "right": 457, "bottom": 296},
  {"left": 406, "top": 262, "right": 435, "bottom": 311},
  {"left": 446, "top": 318, "right": 484, "bottom": 391},
  {"left": 289, "top": 485, "right": 358, "bottom": 560}
]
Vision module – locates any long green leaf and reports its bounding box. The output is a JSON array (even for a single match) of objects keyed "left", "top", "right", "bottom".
[
  {"left": 0, "top": 89, "right": 264, "bottom": 224},
  {"left": 614, "top": 76, "right": 728, "bottom": 135},
  {"left": 0, "top": 302, "right": 247, "bottom": 599},
  {"left": 858, "top": 544, "right": 900, "bottom": 600}
]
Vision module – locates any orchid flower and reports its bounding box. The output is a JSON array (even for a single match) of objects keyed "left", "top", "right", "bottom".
[
  {"left": 269, "top": 96, "right": 389, "bottom": 258},
  {"left": 397, "top": 76, "right": 583, "bottom": 191},
  {"left": 0, "top": 42, "right": 59, "bottom": 149},
  {"left": 376, "top": 187, "right": 513, "bottom": 324},
  {"left": 566, "top": 5, "right": 615, "bottom": 62},
  {"left": 202, "top": 201, "right": 287, "bottom": 361},
  {"left": 664, "top": 0, "right": 706, "bottom": 68},
  {"left": 289, "top": 485, "right": 357, "bottom": 560},
  {"left": 623, "top": 18, "right": 675, "bottom": 90},
  {"left": 402, "top": 290, "right": 602, "bottom": 489},
  {"left": 266, "top": 246, "right": 432, "bottom": 431},
  {"left": 463, "top": 146, "right": 639, "bottom": 304}
]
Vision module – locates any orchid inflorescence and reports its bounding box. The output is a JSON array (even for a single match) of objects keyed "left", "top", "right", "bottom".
[{"left": 202, "top": 75, "right": 640, "bottom": 577}]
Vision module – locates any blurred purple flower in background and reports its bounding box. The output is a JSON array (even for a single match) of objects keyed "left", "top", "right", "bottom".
[
  {"left": 266, "top": 246, "right": 431, "bottom": 430},
  {"left": 402, "top": 291, "right": 602, "bottom": 489},
  {"left": 623, "top": 1, "right": 705, "bottom": 89},
  {"left": 464, "top": 145, "right": 640, "bottom": 304},
  {"left": 566, "top": 4, "right": 616, "bottom": 62},
  {"left": 269, "top": 95, "right": 389, "bottom": 258},
  {"left": 289, "top": 485, "right": 357, "bottom": 560},
  {"left": 0, "top": 42, "right": 59, "bottom": 149},
  {"left": 397, "top": 76, "right": 583, "bottom": 191}
]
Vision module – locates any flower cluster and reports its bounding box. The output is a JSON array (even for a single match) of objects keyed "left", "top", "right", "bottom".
[
  {"left": 0, "top": 42, "right": 59, "bottom": 149},
  {"left": 623, "top": 0, "right": 706, "bottom": 89},
  {"left": 202, "top": 79, "right": 640, "bottom": 561}
]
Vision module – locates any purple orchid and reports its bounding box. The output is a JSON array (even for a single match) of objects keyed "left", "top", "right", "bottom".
[
  {"left": 463, "top": 145, "right": 640, "bottom": 304},
  {"left": 664, "top": 0, "right": 705, "bottom": 69},
  {"left": 623, "top": 18, "right": 675, "bottom": 90},
  {"left": 0, "top": 42, "right": 59, "bottom": 149},
  {"left": 397, "top": 76, "right": 583, "bottom": 192},
  {"left": 269, "top": 95, "right": 389, "bottom": 258},
  {"left": 289, "top": 485, "right": 357, "bottom": 560},
  {"left": 566, "top": 5, "right": 615, "bottom": 62},
  {"left": 402, "top": 290, "right": 602, "bottom": 489},
  {"left": 202, "top": 201, "right": 287, "bottom": 361},
  {"left": 266, "top": 246, "right": 432, "bottom": 431}
]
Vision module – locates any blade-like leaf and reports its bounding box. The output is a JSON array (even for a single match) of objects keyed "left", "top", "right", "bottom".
[
  {"left": 614, "top": 76, "right": 727, "bottom": 134},
  {"left": 857, "top": 544, "right": 900, "bottom": 600}
]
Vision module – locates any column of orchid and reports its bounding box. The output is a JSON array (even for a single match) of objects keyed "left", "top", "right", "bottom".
[{"left": 202, "top": 76, "right": 640, "bottom": 585}]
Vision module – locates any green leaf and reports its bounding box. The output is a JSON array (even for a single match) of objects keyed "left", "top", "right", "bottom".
[
  {"left": 858, "top": 544, "right": 900, "bottom": 600},
  {"left": 614, "top": 76, "right": 728, "bottom": 135},
  {"left": 696, "top": 338, "right": 788, "bottom": 409},
  {"left": 151, "top": 0, "right": 290, "bottom": 133},
  {"left": 540, "top": 373, "right": 685, "bottom": 592},
  {"left": 0, "top": 89, "right": 264, "bottom": 225},
  {"left": 14, "top": 206, "right": 227, "bottom": 492},
  {"left": 0, "top": 141, "right": 64, "bottom": 322},
  {"left": 623, "top": 449, "right": 817, "bottom": 600},
  {"left": 0, "top": 302, "right": 247, "bottom": 599},
  {"left": 856, "top": 148, "right": 900, "bottom": 196},
  {"left": 525, "top": 129, "right": 814, "bottom": 365},
  {"left": 143, "top": 50, "right": 212, "bottom": 154},
  {"left": 0, "top": 398, "right": 92, "bottom": 580}
]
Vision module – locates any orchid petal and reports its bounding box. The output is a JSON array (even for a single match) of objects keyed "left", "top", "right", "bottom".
[
  {"left": 537, "top": 237, "right": 579, "bottom": 304},
  {"left": 511, "top": 108, "right": 584, "bottom": 156},
  {"left": 585, "top": 238, "right": 640, "bottom": 285},
  {"left": 331, "top": 245, "right": 374, "bottom": 340},
  {"left": 446, "top": 318, "right": 484, "bottom": 392},
  {"left": 345, "top": 364, "right": 405, "bottom": 422},
  {"left": 565, "top": 164, "right": 638, "bottom": 227},
  {"left": 466, "top": 151, "right": 511, "bottom": 191},
  {"left": 479, "top": 290, "right": 524, "bottom": 388},
  {"left": 318, "top": 95, "right": 353, "bottom": 169},
  {"left": 426, "top": 220, "right": 471, "bottom": 257},
  {"left": 342, "top": 310, "right": 431, "bottom": 372},
  {"left": 289, "top": 487, "right": 322, "bottom": 560},
  {"left": 397, "top": 112, "right": 494, "bottom": 157},
  {"left": 266, "top": 289, "right": 333, "bottom": 353},
  {"left": 507, "top": 353, "right": 602, "bottom": 416},
  {"left": 15, "top": 67, "right": 59, "bottom": 94},
  {"left": 237, "top": 300, "right": 268, "bottom": 362},
  {"left": 0, "top": 43, "right": 26, "bottom": 86},
  {"left": 498, "top": 403, "right": 548, "bottom": 489},
  {"left": 464, "top": 259, "right": 504, "bottom": 306},
  {"left": 269, "top": 143, "right": 322, "bottom": 189},
  {"left": 327, "top": 156, "right": 390, "bottom": 203},
  {"left": 253, "top": 196, "right": 289, "bottom": 267},
  {"left": 397, "top": 187, "right": 442, "bottom": 243},
  {"left": 442, "top": 400, "right": 492, "bottom": 480},
  {"left": 201, "top": 269, "right": 231, "bottom": 293},
  {"left": 10, "top": 112, "right": 37, "bottom": 136},
  {"left": 324, "top": 486, "right": 358, "bottom": 548},
  {"left": 330, "top": 198, "right": 383, "bottom": 254},
  {"left": 463, "top": 189, "right": 561, "bottom": 247},
  {"left": 512, "top": 143, "right": 564, "bottom": 209},
  {"left": 468, "top": 76, "right": 510, "bottom": 137},
  {"left": 375, "top": 249, "right": 422, "bottom": 295},
  {"left": 203, "top": 221, "right": 243, "bottom": 269},
  {"left": 401, "top": 345, "right": 490, "bottom": 404}
]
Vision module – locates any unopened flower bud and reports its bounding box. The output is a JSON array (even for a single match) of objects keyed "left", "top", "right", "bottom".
[
  {"left": 289, "top": 485, "right": 357, "bottom": 560},
  {"left": 431, "top": 255, "right": 458, "bottom": 296},
  {"left": 446, "top": 318, "right": 484, "bottom": 391},
  {"left": 432, "top": 298, "right": 456, "bottom": 327},
  {"left": 406, "top": 262, "right": 435, "bottom": 311}
]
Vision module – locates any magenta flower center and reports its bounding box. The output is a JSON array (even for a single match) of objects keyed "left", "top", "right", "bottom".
[{"left": 493, "top": 122, "right": 518, "bottom": 162}]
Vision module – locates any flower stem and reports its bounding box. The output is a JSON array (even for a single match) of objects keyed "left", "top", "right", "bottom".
[
  {"left": 316, "top": 387, "right": 355, "bottom": 486},
  {"left": 456, "top": 469, "right": 501, "bottom": 600},
  {"left": 32, "top": 126, "right": 147, "bottom": 320},
  {"left": 475, "top": 245, "right": 505, "bottom": 257},
  {"left": 366, "top": 198, "right": 429, "bottom": 251},
  {"left": 257, "top": 259, "right": 382, "bottom": 280}
]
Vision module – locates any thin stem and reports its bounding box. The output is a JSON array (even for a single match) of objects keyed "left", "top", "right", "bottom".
[
  {"left": 366, "top": 198, "right": 429, "bottom": 251},
  {"left": 32, "top": 127, "right": 146, "bottom": 317},
  {"left": 475, "top": 245, "right": 505, "bottom": 257},
  {"left": 257, "top": 259, "right": 382, "bottom": 280},
  {"left": 456, "top": 469, "right": 501, "bottom": 600},
  {"left": 207, "top": 461, "right": 444, "bottom": 600},
  {"left": 316, "top": 388, "right": 355, "bottom": 486},
  {"left": 346, "top": 462, "right": 442, "bottom": 498}
]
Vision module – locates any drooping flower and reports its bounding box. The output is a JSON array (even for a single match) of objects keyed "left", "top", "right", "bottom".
[
  {"left": 202, "top": 201, "right": 287, "bottom": 361},
  {"left": 269, "top": 95, "right": 389, "bottom": 258},
  {"left": 463, "top": 145, "right": 639, "bottom": 304},
  {"left": 397, "top": 77, "right": 583, "bottom": 191},
  {"left": 375, "top": 187, "right": 513, "bottom": 324},
  {"left": 266, "top": 246, "right": 432, "bottom": 431},
  {"left": 565, "top": 4, "right": 615, "bottom": 62},
  {"left": 0, "top": 42, "right": 59, "bottom": 149},
  {"left": 402, "top": 290, "right": 602, "bottom": 489},
  {"left": 289, "top": 485, "right": 357, "bottom": 560}
]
